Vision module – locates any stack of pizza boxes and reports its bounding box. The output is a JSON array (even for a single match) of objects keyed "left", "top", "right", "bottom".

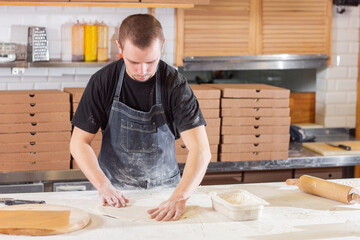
[
  {"left": 64, "top": 88, "right": 102, "bottom": 169},
  {"left": 208, "top": 84, "right": 290, "bottom": 162},
  {"left": 0, "top": 90, "right": 71, "bottom": 172},
  {"left": 175, "top": 85, "right": 221, "bottom": 163}
]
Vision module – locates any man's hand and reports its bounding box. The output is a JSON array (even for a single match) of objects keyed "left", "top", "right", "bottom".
[
  {"left": 98, "top": 181, "right": 129, "bottom": 208},
  {"left": 147, "top": 197, "right": 187, "bottom": 221}
]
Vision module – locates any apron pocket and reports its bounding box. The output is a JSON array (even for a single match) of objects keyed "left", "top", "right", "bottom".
[{"left": 120, "top": 119, "right": 158, "bottom": 153}]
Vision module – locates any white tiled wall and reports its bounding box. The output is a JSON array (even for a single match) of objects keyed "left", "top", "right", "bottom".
[
  {"left": 316, "top": 6, "right": 359, "bottom": 128},
  {"left": 0, "top": 6, "right": 176, "bottom": 90}
]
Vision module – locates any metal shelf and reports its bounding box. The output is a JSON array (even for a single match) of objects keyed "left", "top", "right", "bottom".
[
  {"left": 183, "top": 54, "right": 329, "bottom": 71},
  {"left": 0, "top": 59, "right": 115, "bottom": 68},
  {"left": 30, "top": 60, "right": 114, "bottom": 68},
  {"left": 1, "top": 155, "right": 360, "bottom": 184},
  {"left": 0, "top": 61, "right": 28, "bottom": 68}
]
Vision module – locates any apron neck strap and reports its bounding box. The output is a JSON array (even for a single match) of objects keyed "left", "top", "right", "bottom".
[
  {"left": 155, "top": 65, "right": 161, "bottom": 104},
  {"left": 114, "top": 63, "right": 126, "bottom": 100}
]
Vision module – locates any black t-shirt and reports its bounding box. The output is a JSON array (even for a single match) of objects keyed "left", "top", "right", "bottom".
[{"left": 71, "top": 59, "right": 206, "bottom": 139}]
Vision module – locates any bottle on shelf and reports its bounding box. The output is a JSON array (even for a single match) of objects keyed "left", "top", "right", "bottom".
[
  {"left": 72, "top": 20, "right": 84, "bottom": 62},
  {"left": 97, "top": 21, "right": 109, "bottom": 62},
  {"left": 84, "top": 22, "right": 98, "bottom": 62},
  {"left": 61, "top": 21, "right": 72, "bottom": 62}
]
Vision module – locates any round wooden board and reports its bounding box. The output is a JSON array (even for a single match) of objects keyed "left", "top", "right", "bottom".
[{"left": 0, "top": 204, "right": 90, "bottom": 236}]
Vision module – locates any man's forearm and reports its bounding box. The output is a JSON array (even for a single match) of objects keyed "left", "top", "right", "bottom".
[
  {"left": 171, "top": 149, "right": 211, "bottom": 200},
  {"left": 70, "top": 141, "right": 110, "bottom": 190}
]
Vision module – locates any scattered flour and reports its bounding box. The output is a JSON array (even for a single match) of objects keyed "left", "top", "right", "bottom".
[{"left": 336, "top": 179, "right": 360, "bottom": 189}]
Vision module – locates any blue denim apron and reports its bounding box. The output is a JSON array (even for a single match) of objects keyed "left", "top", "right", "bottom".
[{"left": 98, "top": 64, "right": 180, "bottom": 189}]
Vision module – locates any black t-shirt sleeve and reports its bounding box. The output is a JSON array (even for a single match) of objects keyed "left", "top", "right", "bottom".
[
  {"left": 71, "top": 73, "right": 107, "bottom": 134},
  {"left": 168, "top": 71, "right": 206, "bottom": 134}
]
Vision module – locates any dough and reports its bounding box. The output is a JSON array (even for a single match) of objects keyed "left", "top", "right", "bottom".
[
  {"left": 96, "top": 205, "right": 204, "bottom": 223},
  {"left": 220, "top": 192, "right": 253, "bottom": 205},
  {"left": 90, "top": 188, "right": 227, "bottom": 223}
]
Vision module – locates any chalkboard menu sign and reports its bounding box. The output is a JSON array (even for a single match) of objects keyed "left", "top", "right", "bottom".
[{"left": 27, "top": 26, "right": 50, "bottom": 62}]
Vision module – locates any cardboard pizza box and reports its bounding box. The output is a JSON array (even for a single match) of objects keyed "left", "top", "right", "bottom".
[
  {"left": 221, "top": 98, "right": 289, "bottom": 108},
  {"left": 220, "top": 142, "right": 289, "bottom": 153},
  {"left": 198, "top": 99, "right": 220, "bottom": 109},
  {"left": 0, "top": 112, "right": 70, "bottom": 124},
  {"left": 202, "top": 109, "right": 220, "bottom": 119},
  {"left": 0, "top": 90, "right": 69, "bottom": 104},
  {"left": 221, "top": 108, "right": 290, "bottom": 117},
  {"left": 222, "top": 117, "right": 291, "bottom": 126},
  {"left": 205, "top": 118, "right": 221, "bottom": 127},
  {"left": 175, "top": 144, "right": 218, "bottom": 155},
  {"left": 0, "top": 142, "right": 69, "bottom": 154},
  {"left": 0, "top": 122, "right": 71, "bottom": 134},
  {"left": 0, "top": 132, "right": 71, "bottom": 143},
  {"left": 219, "top": 151, "right": 288, "bottom": 162},
  {"left": 63, "top": 88, "right": 85, "bottom": 103},
  {"left": 1, "top": 161, "right": 70, "bottom": 172},
  {"left": 176, "top": 154, "right": 218, "bottom": 163},
  {"left": 204, "top": 84, "right": 290, "bottom": 99},
  {"left": 221, "top": 125, "right": 290, "bottom": 135},
  {"left": 0, "top": 151, "right": 70, "bottom": 162},
  {"left": 189, "top": 85, "right": 221, "bottom": 99},
  {"left": 0, "top": 103, "right": 70, "bottom": 114},
  {"left": 221, "top": 134, "right": 290, "bottom": 144}
]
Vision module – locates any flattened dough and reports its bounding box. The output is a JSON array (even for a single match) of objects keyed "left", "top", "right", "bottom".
[{"left": 97, "top": 205, "right": 206, "bottom": 223}]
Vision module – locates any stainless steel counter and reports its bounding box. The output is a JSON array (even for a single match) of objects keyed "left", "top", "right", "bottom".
[
  {"left": 183, "top": 54, "right": 328, "bottom": 71},
  {"left": 0, "top": 142, "right": 359, "bottom": 185}
]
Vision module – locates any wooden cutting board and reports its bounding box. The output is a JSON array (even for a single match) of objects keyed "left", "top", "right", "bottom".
[
  {"left": 0, "top": 204, "right": 90, "bottom": 236},
  {"left": 302, "top": 141, "right": 360, "bottom": 156}
]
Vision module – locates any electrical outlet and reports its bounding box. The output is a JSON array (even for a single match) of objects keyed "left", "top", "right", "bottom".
[{"left": 11, "top": 68, "right": 25, "bottom": 75}]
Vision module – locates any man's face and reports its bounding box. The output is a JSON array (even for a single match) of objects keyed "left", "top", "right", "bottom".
[{"left": 117, "top": 38, "right": 164, "bottom": 82}]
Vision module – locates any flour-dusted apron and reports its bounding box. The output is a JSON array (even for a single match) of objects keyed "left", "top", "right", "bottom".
[{"left": 98, "top": 64, "right": 180, "bottom": 189}]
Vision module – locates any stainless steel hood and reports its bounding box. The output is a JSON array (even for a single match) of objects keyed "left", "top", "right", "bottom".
[{"left": 183, "top": 54, "right": 328, "bottom": 71}]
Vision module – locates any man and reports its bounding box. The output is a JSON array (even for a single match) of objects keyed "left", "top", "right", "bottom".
[{"left": 70, "top": 14, "right": 211, "bottom": 221}]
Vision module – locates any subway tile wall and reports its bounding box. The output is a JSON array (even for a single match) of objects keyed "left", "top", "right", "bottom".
[
  {"left": 316, "top": 6, "right": 359, "bottom": 128},
  {"left": 0, "top": 6, "right": 176, "bottom": 90}
]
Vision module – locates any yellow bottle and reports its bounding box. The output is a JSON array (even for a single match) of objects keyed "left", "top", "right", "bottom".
[
  {"left": 97, "top": 22, "right": 109, "bottom": 62},
  {"left": 84, "top": 24, "right": 97, "bottom": 62}
]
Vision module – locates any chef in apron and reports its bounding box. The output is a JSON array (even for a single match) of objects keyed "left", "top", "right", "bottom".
[{"left": 70, "top": 14, "right": 211, "bottom": 221}]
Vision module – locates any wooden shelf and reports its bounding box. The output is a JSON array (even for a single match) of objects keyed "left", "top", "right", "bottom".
[{"left": 0, "top": 1, "right": 194, "bottom": 8}]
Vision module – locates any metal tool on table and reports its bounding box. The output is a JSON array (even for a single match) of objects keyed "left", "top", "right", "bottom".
[
  {"left": 286, "top": 175, "right": 360, "bottom": 204},
  {"left": 0, "top": 198, "right": 46, "bottom": 205},
  {"left": 325, "top": 142, "right": 351, "bottom": 151}
]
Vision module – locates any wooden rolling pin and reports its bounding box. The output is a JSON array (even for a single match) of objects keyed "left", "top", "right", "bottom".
[{"left": 286, "top": 175, "right": 360, "bottom": 204}]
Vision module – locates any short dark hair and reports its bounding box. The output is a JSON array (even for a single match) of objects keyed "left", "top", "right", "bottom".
[{"left": 119, "top": 14, "right": 164, "bottom": 49}]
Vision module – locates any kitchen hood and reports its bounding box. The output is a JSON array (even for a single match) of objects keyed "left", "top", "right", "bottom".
[{"left": 183, "top": 54, "right": 328, "bottom": 71}]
